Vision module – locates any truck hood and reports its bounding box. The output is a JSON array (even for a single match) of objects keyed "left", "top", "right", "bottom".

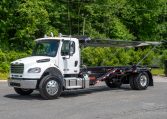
[{"left": 11, "top": 56, "right": 52, "bottom": 64}]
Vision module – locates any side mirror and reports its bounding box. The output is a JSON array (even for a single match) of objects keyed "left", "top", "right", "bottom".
[
  {"left": 70, "top": 51, "right": 73, "bottom": 56},
  {"left": 69, "top": 41, "right": 75, "bottom": 56}
]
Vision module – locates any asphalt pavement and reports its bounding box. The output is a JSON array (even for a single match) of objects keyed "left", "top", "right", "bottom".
[{"left": 0, "top": 76, "right": 167, "bottom": 119}]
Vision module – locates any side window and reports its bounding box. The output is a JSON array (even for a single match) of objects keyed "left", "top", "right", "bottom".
[
  {"left": 61, "top": 41, "right": 75, "bottom": 56},
  {"left": 61, "top": 41, "right": 70, "bottom": 56}
]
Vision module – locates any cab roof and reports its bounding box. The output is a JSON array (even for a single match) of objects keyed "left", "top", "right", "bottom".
[{"left": 35, "top": 37, "right": 77, "bottom": 42}]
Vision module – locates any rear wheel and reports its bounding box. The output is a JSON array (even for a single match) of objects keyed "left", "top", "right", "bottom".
[
  {"left": 129, "top": 76, "right": 137, "bottom": 90},
  {"left": 14, "top": 88, "right": 33, "bottom": 95},
  {"left": 130, "top": 72, "right": 149, "bottom": 90},
  {"left": 39, "top": 75, "right": 62, "bottom": 100},
  {"left": 105, "top": 78, "right": 122, "bottom": 88}
]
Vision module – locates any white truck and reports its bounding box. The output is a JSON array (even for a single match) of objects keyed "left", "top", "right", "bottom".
[{"left": 8, "top": 34, "right": 156, "bottom": 99}]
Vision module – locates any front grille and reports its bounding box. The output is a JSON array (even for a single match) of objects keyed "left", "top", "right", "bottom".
[{"left": 11, "top": 63, "right": 24, "bottom": 74}]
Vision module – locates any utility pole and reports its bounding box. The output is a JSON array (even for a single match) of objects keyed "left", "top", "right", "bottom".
[
  {"left": 83, "top": 17, "right": 86, "bottom": 36},
  {"left": 78, "top": 1, "right": 82, "bottom": 35},
  {"left": 165, "top": 2, "right": 167, "bottom": 22},
  {"left": 68, "top": 0, "right": 71, "bottom": 35},
  {"left": 164, "top": 2, "right": 166, "bottom": 23}
]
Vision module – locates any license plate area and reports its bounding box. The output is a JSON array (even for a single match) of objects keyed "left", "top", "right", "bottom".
[{"left": 10, "top": 82, "right": 21, "bottom": 87}]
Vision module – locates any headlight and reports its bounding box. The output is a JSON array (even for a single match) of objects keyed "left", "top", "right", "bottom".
[{"left": 28, "top": 67, "right": 41, "bottom": 73}]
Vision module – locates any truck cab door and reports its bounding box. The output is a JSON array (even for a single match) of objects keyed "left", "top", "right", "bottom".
[{"left": 60, "top": 40, "right": 80, "bottom": 75}]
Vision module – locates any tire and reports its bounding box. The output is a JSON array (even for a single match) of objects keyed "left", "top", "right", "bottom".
[
  {"left": 105, "top": 78, "right": 122, "bottom": 88},
  {"left": 14, "top": 88, "right": 33, "bottom": 95},
  {"left": 130, "top": 72, "right": 149, "bottom": 90},
  {"left": 39, "top": 75, "right": 62, "bottom": 100},
  {"left": 129, "top": 76, "right": 137, "bottom": 90}
]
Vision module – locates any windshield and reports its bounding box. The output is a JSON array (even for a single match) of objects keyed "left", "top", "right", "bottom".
[{"left": 32, "top": 40, "right": 60, "bottom": 57}]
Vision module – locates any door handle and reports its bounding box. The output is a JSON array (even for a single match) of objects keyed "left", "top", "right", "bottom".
[{"left": 74, "top": 61, "right": 78, "bottom": 67}]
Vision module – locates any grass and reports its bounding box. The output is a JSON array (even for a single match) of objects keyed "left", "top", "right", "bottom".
[
  {"left": 151, "top": 68, "right": 165, "bottom": 76},
  {"left": 0, "top": 72, "right": 8, "bottom": 80}
]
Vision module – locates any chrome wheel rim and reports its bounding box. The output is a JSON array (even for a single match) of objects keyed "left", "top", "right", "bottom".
[
  {"left": 46, "top": 80, "right": 59, "bottom": 96},
  {"left": 140, "top": 75, "right": 147, "bottom": 87}
]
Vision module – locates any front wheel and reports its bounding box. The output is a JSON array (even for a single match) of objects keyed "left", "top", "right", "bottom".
[
  {"left": 14, "top": 88, "right": 33, "bottom": 95},
  {"left": 39, "top": 75, "right": 62, "bottom": 100}
]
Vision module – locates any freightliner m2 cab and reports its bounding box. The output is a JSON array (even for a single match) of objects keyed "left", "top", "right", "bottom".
[{"left": 8, "top": 35, "right": 160, "bottom": 99}]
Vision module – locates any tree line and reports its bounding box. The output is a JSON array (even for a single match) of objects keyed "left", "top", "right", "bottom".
[
  {"left": 0, "top": 0, "right": 167, "bottom": 72},
  {"left": 0, "top": 0, "right": 166, "bottom": 51}
]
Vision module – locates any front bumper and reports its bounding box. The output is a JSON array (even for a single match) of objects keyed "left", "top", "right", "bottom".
[{"left": 8, "top": 79, "right": 38, "bottom": 89}]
